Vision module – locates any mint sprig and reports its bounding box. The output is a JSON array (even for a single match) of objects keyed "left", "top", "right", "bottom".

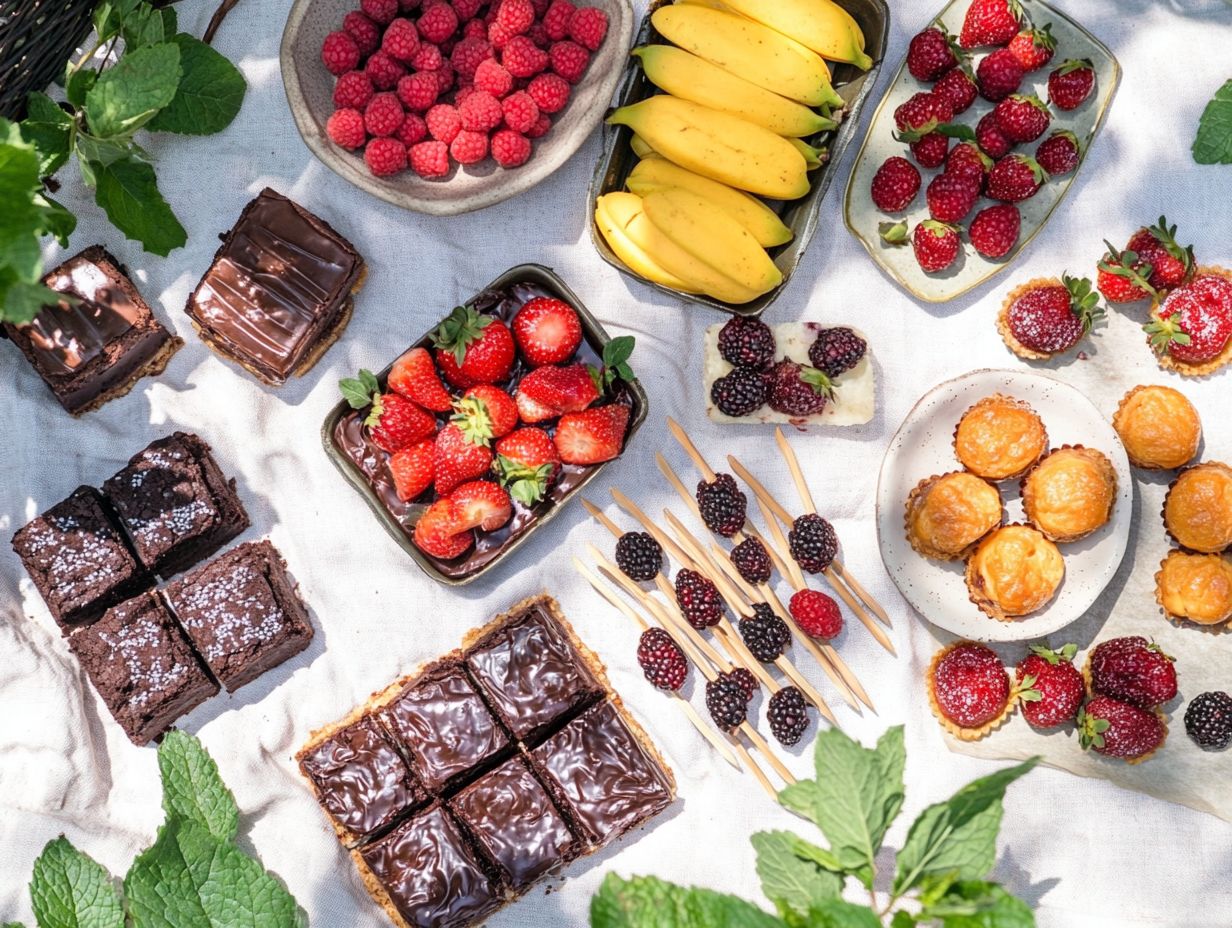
[
  {"left": 589, "top": 335, "right": 637, "bottom": 393},
  {"left": 30, "top": 838, "right": 124, "bottom": 928}
]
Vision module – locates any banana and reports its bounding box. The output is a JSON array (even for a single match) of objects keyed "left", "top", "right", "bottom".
[
  {"left": 595, "top": 193, "right": 699, "bottom": 292},
  {"left": 642, "top": 189, "right": 783, "bottom": 296},
  {"left": 631, "top": 45, "right": 836, "bottom": 138},
  {"left": 650, "top": 6, "right": 842, "bottom": 109},
  {"left": 675, "top": 0, "right": 742, "bottom": 12},
  {"left": 607, "top": 96, "right": 810, "bottom": 200},
  {"left": 626, "top": 158, "right": 793, "bottom": 247},
  {"left": 629, "top": 133, "right": 655, "bottom": 158},
  {"left": 718, "top": 0, "right": 872, "bottom": 70},
  {"left": 788, "top": 137, "right": 827, "bottom": 170}
]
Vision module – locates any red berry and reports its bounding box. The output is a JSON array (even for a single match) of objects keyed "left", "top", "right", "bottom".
[
  {"left": 1127, "top": 217, "right": 1195, "bottom": 290},
  {"left": 930, "top": 642, "right": 1010, "bottom": 730},
  {"left": 433, "top": 306, "right": 516, "bottom": 385},
  {"left": 362, "top": 0, "right": 400, "bottom": 24},
  {"left": 501, "top": 91, "right": 540, "bottom": 132},
  {"left": 945, "top": 140, "right": 992, "bottom": 188},
  {"left": 473, "top": 58, "right": 513, "bottom": 97},
  {"left": 456, "top": 89, "right": 502, "bottom": 131},
  {"left": 1146, "top": 274, "right": 1232, "bottom": 365},
  {"left": 344, "top": 11, "right": 381, "bottom": 55},
  {"left": 567, "top": 6, "right": 608, "bottom": 50},
  {"left": 453, "top": 0, "right": 484, "bottom": 19},
  {"left": 383, "top": 17, "right": 422, "bottom": 62},
  {"left": 926, "top": 170, "right": 980, "bottom": 223},
  {"left": 513, "top": 296, "right": 582, "bottom": 365},
  {"left": 543, "top": 0, "right": 575, "bottom": 40},
  {"left": 364, "top": 92, "right": 405, "bottom": 137},
  {"left": 1005, "top": 274, "right": 1102, "bottom": 355},
  {"left": 910, "top": 133, "right": 950, "bottom": 169},
  {"left": 322, "top": 31, "right": 361, "bottom": 75},
  {"left": 977, "top": 47, "right": 1024, "bottom": 101},
  {"left": 518, "top": 363, "right": 598, "bottom": 414},
  {"left": 463, "top": 17, "right": 488, "bottom": 40},
  {"left": 433, "top": 60, "right": 456, "bottom": 94},
  {"left": 1097, "top": 243, "right": 1155, "bottom": 304},
  {"left": 1088, "top": 637, "right": 1179, "bottom": 709},
  {"left": 1034, "top": 129, "right": 1080, "bottom": 176},
  {"left": 365, "top": 50, "right": 407, "bottom": 90},
  {"left": 451, "top": 36, "right": 494, "bottom": 80},
  {"left": 1079, "top": 696, "right": 1166, "bottom": 761},
  {"left": 913, "top": 220, "right": 960, "bottom": 273},
  {"left": 527, "top": 72, "right": 569, "bottom": 113},
  {"left": 451, "top": 480, "right": 514, "bottom": 533},
  {"left": 906, "top": 25, "right": 958, "bottom": 82},
  {"left": 458, "top": 385, "right": 518, "bottom": 440},
  {"left": 426, "top": 103, "right": 462, "bottom": 143},
  {"left": 969, "top": 203, "right": 1020, "bottom": 258},
  {"left": 869, "top": 156, "right": 920, "bottom": 212},
  {"left": 367, "top": 391, "right": 436, "bottom": 451},
  {"left": 553, "top": 404, "right": 629, "bottom": 464},
  {"left": 504, "top": 34, "right": 550, "bottom": 77},
  {"left": 933, "top": 66, "right": 978, "bottom": 114},
  {"left": 1007, "top": 24, "right": 1056, "bottom": 71},
  {"left": 450, "top": 128, "right": 489, "bottom": 164},
  {"left": 417, "top": 2, "right": 458, "bottom": 42},
  {"left": 548, "top": 39, "right": 588, "bottom": 81},
  {"left": 893, "top": 90, "right": 953, "bottom": 132},
  {"left": 434, "top": 423, "right": 494, "bottom": 495},
  {"left": 993, "top": 93, "right": 1050, "bottom": 142},
  {"left": 388, "top": 346, "right": 453, "bottom": 412},
  {"left": 395, "top": 72, "right": 437, "bottom": 112},
  {"left": 494, "top": 427, "right": 561, "bottom": 503},
  {"left": 986, "top": 153, "right": 1046, "bottom": 201},
  {"left": 389, "top": 440, "right": 436, "bottom": 502},
  {"left": 1048, "top": 58, "right": 1095, "bottom": 111},
  {"left": 975, "top": 109, "right": 1012, "bottom": 159},
  {"left": 637, "top": 627, "right": 687, "bottom": 691},
  {"left": 1015, "top": 644, "right": 1083, "bottom": 729},
  {"left": 674, "top": 568, "right": 724, "bottom": 630},
  {"left": 334, "top": 70, "right": 375, "bottom": 109},
  {"left": 413, "top": 498, "right": 474, "bottom": 559},
  {"left": 412, "top": 41, "right": 444, "bottom": 70},
  {"left": 410, "top": 139, "right": 451, "bottom": 177},
  {"left": 327, "top": 108, "right": 367, "bottom": 149},
  {"left": 525, "top": 113, "right": 551, "bottom": 138},
  {"left": 789, "top": 589, "right": 843, "bottom": 639},
  {"left": 959, "top": 0, "right": 1022, "bottom": 48},
  {"left": 496, "top": 0, "right": 535, "bottom": 35},
  {"left": 364, "top": 136, "right": 409, "bottom": 175},
  {"left": 491, "top": 128, "right": 532, "bottom": 166}
]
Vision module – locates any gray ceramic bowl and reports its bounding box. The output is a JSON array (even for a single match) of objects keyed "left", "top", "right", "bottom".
[{"left": 281, "top": 0, "right": 633, "bottom": 216}]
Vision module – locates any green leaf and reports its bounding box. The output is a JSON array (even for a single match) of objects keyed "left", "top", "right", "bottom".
[
  {"left": 29, "top": 836, "right": 125, "bottom": 928},
  {"left": 159, "top": 731, "right": 240, "bottom": 842},
  {"left": 122, "top": 5, "right": 169, "bottom": 49},
  {"left": 84, "top": 42, "right": 181, "bottom": 139},
  {"left": 893, "top": 759, "right": 1038, "bottom": 895},
  {"left": 66, "top": 70, "right": 98, "bottom": 109},
  {"left": 921, "top": 881, "right": 1035, "bottom": 928},
  {"left": 339, "top": 369, "right": 380, "bottom": 408},
  {"left": 792, "top": 900, "right": 882, "bottom": 928},
  {"left": 93, "top": 0, "right": 145, "bottom": 42},
  {"left": 147, "top": 35, "right": 247, "bottom": 136},
  {"left": 161, "top": 6, "right": 178, "bottom": 33},
  {"left": 74, "top": 132, "right": 135, "bottom": 168},
  {"left": 4, "top": 921, "right": 29, "bottom": 927},
  {"left": 21, "top": 92, "right": 73, "bottom": 176},
  {"left": 124, "top": 818, "right": 300, "bottom": 928},
  {"left": 752, "top": 831, "right": 842, "bottom": 918},
  {"left": 778, "top": 779, "right": 824, "bottom": 823},
  {"left": 1193, "top": 78, "right": 1232, "bottom": 165},
  {"left": 93, "top": 156, "right": 187, "bottom": 255},
  {"left": 590, "top": 874, "right": 787, "bottom": 928},
  {"left": 3, "top": 280, "right": 62, "bottom": 325},
  {"left": 890, "top": 913, "right": 918, "bottom": 928}
]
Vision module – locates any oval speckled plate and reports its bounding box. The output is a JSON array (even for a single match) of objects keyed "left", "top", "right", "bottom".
[
  {"left": 876, "top": 369, "right": 1133, "bottom": 642},
  {"left": 843, "top": 0, "right": 1119, "bottom": 302}
]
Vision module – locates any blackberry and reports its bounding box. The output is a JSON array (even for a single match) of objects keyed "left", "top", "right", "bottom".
[
  {"left": 636, "top": 627, "right": 688, "bottom": 691},
  {"left": 739, "top": 606, "right": 791, "bottom": 662},
  {"left": 717, "top": 316, "right": 776, "bottom": 369},
  {"left": 766, "top": 360, "right": 833, "bottom": 418},
  {"left": 767, "top": 686, "right": 811, "bottom": 746},
  {"left": 730, "top": 537, "right": 772, "bottom": 585},
  {"left": 789, "top": 513, "right": 838, "bottom": 574},
  {"left": 696, "top": 473, "right": 747, "bottom": 537},
  {"left": 724, "top": 667, "right": 758, "bottom": 701},
  {"left": 808, "top": 326, "right": 867, "bottom": 379},
  {"left": 615, "top": 531, "right": 663, "bottom": 581},
  {"left": 705, "top": 674, "right": 748, "bottom": 731},
  {"left": 674, "top": 569, "right": 724, "bottom": 629},
  {"left": 1184, "top": 691, "right": 1232, "bottom": 749},
  {"left": 710, "top": 367, "right": 767, "bottom": 418}
]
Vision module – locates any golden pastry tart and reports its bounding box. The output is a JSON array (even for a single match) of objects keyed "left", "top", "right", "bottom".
[
  {"left": 953, "top": 394, "right": 1048, "bottom": 481},
  {"left": 1112, "top": 385, "right": 1201, "bottom": 470},
  {"left": 926, "top": 641, "right": 1016, "bottom": 741},
  {"left": 905, "top": 472, "right": 1003, "bottom": 560},
  {"left": 965, "top": 524, "right": 1064, "bottom": 621},
  {"left": 1155, "top": 549, "right": 1232, "bottom": 626},
  {"left": 1163, "top": 462, "right": 1232, "bottom": 553},
  {"left": 1021, "top": 446, "right": 1117, "bottom": 543}
]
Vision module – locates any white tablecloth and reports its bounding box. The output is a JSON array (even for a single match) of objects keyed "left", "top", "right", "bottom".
[{"left": 3, "top": 1, "right": 1232, "bottom": 924}]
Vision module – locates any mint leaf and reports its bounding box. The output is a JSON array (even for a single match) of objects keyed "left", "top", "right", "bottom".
[
  {"left": 37, "top": 194, "right": 76, "bottom": 246},
  {"left": 890, "top": 914, "right": 918, "bottom": 928},
  {"left": 29, "top": 836, "right": 125, "bottom": 928},
  {"left": 21, "top": 93, "right": 73, "bottom": 176},
  {"left": 4, "top": 921, "right": 28, "bottom": 927},
  {"left": 93, "top": 0, "right": 145, "bottom": 43},
  {"left": 590, "top": 874, "right": 786, "bottom": 928},
  {"left": 159, "top": 731, "right": 240, "bottom": 842},
  {"left": 3, "top": 279, "right": 61, "bottom": 325},
  {"left": 339, "top": 369, "right": 380, "bottom": 408},
  {"left": 66, "top": 69, "right": 98, "bottom": 108},
  {"left": 147, "top": 35, "right": 246, "bottom": 136},
  {"left": 85, "top": 42, "right": 181, "bottom": 138},
  {"left": 1193, "top": 78, "right": 1232, "bottom": 164},
  {"left": 93, "top": 156, "right": 187, "bottom": 255},
  {"left": 778, "top": 779, "right": 824, "bottom": 823},
  {"left": 798, "top": 899, "right": 881, "bottom": 928},
  {"left": 752, "top": 831, "right": 841, "bottom": 919},
  {"left": 920, "top": 881, "right": 1035, "bottom": 928},
  {"left": 122, "top": 5, "right": 169, "bottom": 49},
  {"left": 75, "top": 132, "right": 136, "bottom": 168}
]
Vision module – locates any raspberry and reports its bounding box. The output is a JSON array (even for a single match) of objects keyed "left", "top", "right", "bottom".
[
  {"left": 409, "top": 139, "right": 451, "bottom": 177},
  {"left": 364, "top": 92, "right": 406, "bottom": 136},
  {"left": 453, "top": 0, "right": 484, "bottom": 18},
  {"left": 705, "top": 675, "right": 748, "bottom": 731},
  {"left": 532, "top": 0, "right": 551, "bottom": 14},
  {"left": 697, "top": 473, "right": 747, "bottom": 537},
  {"left": 412, "top": 42, "right": 444, "bottom": 70},
  {"left": 500, "top": 90, "right": 539, "bottom": 132},
  {"left": 528, "top": 22, "right": 549, "bottom": 48},
  {"left": 710, "top": 367, "right": 766, "bottom": 418},
  {"left": 675, "top": 568, "right": 723, "bottom": 629},
  {"left": 396, "top": 112, "right": 428, "bottom": 145},
  {"left": 365, "top": 136, "right": 408, "bottom": 175},
  {"left": 459, "top": 89, "right": 503, "bottom": 130},
  {"left": 451, "top": 36, "right": 493, "bottom": 80},
  {"left": 526, "top": 113, "right": 551, "bottom": 138},
  {"left": 549, "top": 39, "right": 588, "bottom": 82},
  {"left": 455, "top": 85, "right": 478, "bottom": 106},
  {"left": 527, "top": 72, "right": 569, "bottom": 113},
  {"left": 463, "top": 18, "right": 488, "bottom": 40},
  {"left": 488, "top": 20, "right": 515, "bottom": 49},
  {"left": 767, "top": 686, "right": 810, "bottom": 746},
  {"left": 789, "top": 589, "right": 843, "bottom": 639},
  {"left": 362, "top": 0, "right": 399, "bottom": 24},
  {"left": 400, "top": 0, "right": 422, "bottom": 9},
  {"left": 366, "top": 51, "right": 406, "bottom": 90},
  {"left": 344, "top": 11, "right": 381, "bottom": 56},
  {"left": 637, "top": 627, "right": 687, "bottom": 691},
  {"left": 730, "top": 538, "right": 772, "bottom": 585},
  {"left": 504, "top": 35, "right": 549, "bottom": 77},
  {"left": 417, "top": 2, "right": 458, "bottom": 42},
  {"left": 496, "top": 0, "right": 535, "bottom": 35},
  {"left": 739, "top": 604, "right": 790, "bottom": 662},
  {"left": 808, "top": 327, "right": 866, "bottom": 378},
  {"left": 450, "top": 128, "right": 489, "bottom": 164},
  {"left": 333, "top": 70, "right": 375, "bottom": 109},
  {"left": 474, "top": 58, "right": 514, "bottom": 97},
  {"left": 491, "top": 128, "right": 531, "bottom": 166},
  {"left": 543, "top": 0, "right": 575, "bottom": 40},
  {"left": 327, "top": 108, "right": 367, "bottom": 149},
  {"left": 322, "top": 31, "right": 361, "bottom": 75},
  {"left": 432, "top": 61, "right": 456, "bottom": 92},
  {"left": 380, "top": 18, "right": 419, "bottom": 62},
  {"left": 789, "top": 513, "right": 838, "bottom": 574},
  {"left": 717, "top": 316, "right": 775, "bottom": 369},
  {"left": 425, "top": 103, "right": 462, "bottom": 143},
  {"left": 394, "top": 73, "right": 435, "bottom": 113},
  {"left": 567, "top": 6, "right": 607, "bottom": 50},
  {"left": 615, "top": 531, "right": 663, "bottom": 581}
]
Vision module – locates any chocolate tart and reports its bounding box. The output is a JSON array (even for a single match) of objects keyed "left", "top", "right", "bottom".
[
  {"left": 1147, "top": 265, "right": 1232, "bottom": 377},
  {"left": 1154, "top": 549, "right": 1232, "bottom": 628},
  {"left": 1021, "top": 445, "right": 1117, "bottom": 543},
  {"left": 926, "top": 641, "right": 1017, "bottom": 741},
  {"left": 904, "top": 471, "right": 1003, "bottom": 561},
  {"left": 1112, "top": 384, "right": 1202, "bottom": 471},
  {"left": 965, "top": 524, "right": 1065, "bottom": 622},
  {"left": 953, "top": 394, "right": 1048, "bottom": 481},
  {"left": 1162, "top": 461, "right": 1232, "bottom": 553}
]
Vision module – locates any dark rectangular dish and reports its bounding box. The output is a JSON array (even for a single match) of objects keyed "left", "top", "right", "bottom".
[
  {"left": 587, "top": 0, "right": 890, "bottom": 316},
  {"left": 321, "top": 264, "right": 649, "bottom": 587}
]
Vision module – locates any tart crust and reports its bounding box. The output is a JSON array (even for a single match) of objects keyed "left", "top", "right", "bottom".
[
  {"left": 1154, "top": 549, "right": 1232, "bottom": 627},
  {"left": 926, "top": 642, "right": 1017, "bottom": 741},
  {"left": 953, "top": 394, "right": 1049, "bottom": 481},
  {"left": 904, "top": 472, "right": 1004, "bottom": 561},
  {"left": 1162, "top": 461, "right": 1232, "bottom": 553},
  {"left": 1112, "top": 384, "right": 1202, "bottom": 471},
  {"left": 1147, "top": 265, "right": 1232, "bottom": 377},
  {"left": 996, "top": 277, "right": 1067, "bottom": 361},
  {"left": 1020, "top": 445, "right": 1117, "bottom": 543},
  {"left": 965, "top": 524, "right": 1065, "bottom": 621}
]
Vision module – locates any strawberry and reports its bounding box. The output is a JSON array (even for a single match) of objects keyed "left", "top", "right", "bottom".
[
  {"left": 495, "top": 427, "right": 561, "bottom": 504},
  {"left": 1127, "top": 217, "right": 1195, "bottom": 290},
  {"left": 413, "top": 498, "right": 474, "bottom": 559},
  {"left": 945, "top": 140, "right": 993, "bottom": 189},
  {"left": 959, "top": 0, "right": 1022, "bottom": 48},
  {"left": 1004, "top": 274, "right": 1102, "bottom": 355},
  {"left": 975, "top": 110, "right": 1012, "bottom": 159},
  {"left": 1007, "top": 23, "right": 1055, "bottom": 71},
  {"left": 976, "top": 48, "right": 1024, "bottom": 101},
  {"left": 340, "top": 376, "right": 436, "bottom": 452},
  {"left": 1078, "top": 695, "right": 1166, "bottom": 761},
  {"left": 455, "top": 385, "right": 518, "bottom": 443},
  {"left": 1146, "top": 274, "right": 1232, "bottom": 366},
  {"left": 432, "top": 304, "right": 516, "bottom": 386},
  {"left": 933, "top": 66, "right": 978, "bottom": 114},
  {"left": 986, "top": 154, "right": 1046, "bottom": 202},
  {"left": 518, "top": 363, "right": 599, "bottom": 414},
  {"left": 553, "top": 403, "right": 629, "bottom": 464},
  {"left": 930, "top": 641, "right": 1010, "bottom": 729},
  {"left": 912, "top": 220, "right": 960, "bottom": 273},
  {"left": 910, "top": 133, "right": 951, "bottom": 169},
  {"left": 1048, "top": 59, "right": 1095, "bottom": 111},
  {"left": 387, "top": 346, "right": 454, "bottom": 412},
  {"left": 906, "top": 24, "right": 959, "bottom": 82},
  {"left": 449, "top": 479, "right": 513, "bottom": 531},
  {"left": 1097, "top": 241, "right": 1156, "bottom": 304},
  {"left": 389, "top": 440, "right": 436, "bottom": 501},
  {"left": 993, "top": 93, "right": 1050, "bottom": 142},
  {"left": 516, "top": 389, "right": 558, "bottom": 423},
  {"left": 969, "top": 203, "right": 1021, "bottom": 258},
  {"left": 870, "top": 156, "right": 921, "bottom": 212},
  {"left": 434, "top": 422, "right": 494, "bottom": 495},
  {"left": 893, "top": 91, "right": 953, "bottom": 133},
  {"left": 926, "top": 170, "right": 980, "bottom": 223},
  {"left": 1016, "top": 644, "right": 1083, "bottom": 728},
  {"left": 1034, "top": 129, "right": 1080, "bottom": 176},
  {"left": 1088, "top": 636, "right": 1178, "bottom": 709},
  {"left": 512, "top": 296, "right": 583, "bottom": 366}
]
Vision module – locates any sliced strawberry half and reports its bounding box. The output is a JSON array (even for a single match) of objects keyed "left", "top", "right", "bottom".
[
  {"left": 518, "top": 363, "right": 600, "bottom": 415},
  {"left": 389, "top": 439, "right": 435, "bottom": 502},
  {"left": 388, "top": 346, "right": 454, "bottom": 412},
  {"left": 413, "top": 498, "right": 474, "bottom": 560},
  {"left": 554, "top": 404, "right": 630, "bottom": 465},
  {"left": 450, "top": 480, "right": 513, "bottom": 532}
]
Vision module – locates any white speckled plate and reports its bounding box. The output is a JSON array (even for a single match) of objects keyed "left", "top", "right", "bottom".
[{"left": 876, "top": 369, "right": 1133, "bottom": 642}]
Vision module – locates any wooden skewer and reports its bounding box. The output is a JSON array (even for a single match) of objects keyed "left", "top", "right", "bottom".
[
  {"left": 667, "top": 416, "right": 718, "bottom": 481},
  {"left": 747, "top": 488, "right": 807, "bottom": 589}
]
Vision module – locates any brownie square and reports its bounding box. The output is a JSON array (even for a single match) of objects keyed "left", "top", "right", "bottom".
[
  {"left": 184, "top": 188, "right": 364, "bottom": 385},
  {"left": 11, "top": 486, "right": 150, "bottom": 632},
  {"left": 69, "top": 591, "right": 218, "bottom": 745},
  {"left": 3, "top": 246, "right": 180, "bottom": 415},
  {"left": 358, "top": 804, "right": 502, "bottom": 928},
  {"left": 530, "top": 700, "right": 674, "bottom": 847},
  {"left": 162, "top": 540, "right": 313, "bottom": 692},
  {"left": 299, "top": 716, "right": 425, "bottom": 845},
  {"left": 102, "top": 432, "right": 249, "bottom": 577},
  {"left": 465, "top": 602, "right": 603, "bottom": 741},
  {"left": 380, "top": 662, "right": 511, "bottom": 793},
  {"left": 450, "top": 756, "right": 579, "bottom": 891}
]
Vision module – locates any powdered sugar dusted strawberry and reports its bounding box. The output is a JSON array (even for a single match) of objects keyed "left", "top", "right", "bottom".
[
  {"left": 1087, "top": 636, "right": 1178, "bottom": 709},
  {"left": 1079, "top": 695, "right": 1166, "bottom": 761},
  {"left": 1146, "top": 274, "right": 1232, "bottom": 367},
  {"left": 1003, "top": 274, "right": 1102, "bottom": 356},
  {"left": 1016, "top": 643, "right": 1083, "bottom": 728},
  {"left": 930, "top": 641, "right": 1011, "bottom": 730}
]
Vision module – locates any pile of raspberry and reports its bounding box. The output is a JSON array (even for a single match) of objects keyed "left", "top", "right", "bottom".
[{"left": 322, "top": 0, "right": 609, "bottom": 178}]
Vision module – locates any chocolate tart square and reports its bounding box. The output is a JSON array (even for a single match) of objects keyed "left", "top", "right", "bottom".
[
  {"left": 162, "top": 540, "right": 313, "bottom": 692},
  {"left": 102, "top": 431, "right": 249, "bottom": 578},
  {"left": 11, "top": 486, "right": 151, "bottom": 632},
  {"left": 69, "top": 591, "right": 218, "bottom": 746},
  {"left": 185, "top": 188, "right": 364, "bottom": 385},
  {"left": 3, "top": 246, "right": 180, "bottom": 415}
]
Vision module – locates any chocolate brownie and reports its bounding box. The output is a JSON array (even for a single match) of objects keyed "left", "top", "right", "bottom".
[
  {"left": 69, "top": 591, "right": 218, "bottom": 745},
  {"left": 3, "top": 246, "right": 180, "bottom": 415},
  {"left": 11, "top": 486, "right": 150, "bottom": 631},
  {"left": 162, "top": 540, "right": 312, "bottom": 692},
  {"left": 102, "top": 432, "right": 249, "bottom": 577},
  {"left": 184, "top": 188, "right": 364, "bottom": 385}
]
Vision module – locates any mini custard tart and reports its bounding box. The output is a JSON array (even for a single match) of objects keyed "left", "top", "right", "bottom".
[
  {"left": 1021, "top": 446, "right": 1117, "bottom": 543},
  {"left": 965, "top": 524, "right": 1065, "bottom": 621},
  {"left": 953, "top": 394, "right": 1048, "bottom": 481},
  {"left": 904, "top": 472, "right": 1003, "bottom": 561},
  {"left": 1163, "top": 461, "right": 1232, "bottom": 553},
  {"left": 1112, "top": 384, "right": 1202, "bottom": 470},
  {"left": 926, "top": 640, "right": 1016, "bottom": 741},
  {"left": 1155, "top": 549, "right": 1232, "bottom": 627}
]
